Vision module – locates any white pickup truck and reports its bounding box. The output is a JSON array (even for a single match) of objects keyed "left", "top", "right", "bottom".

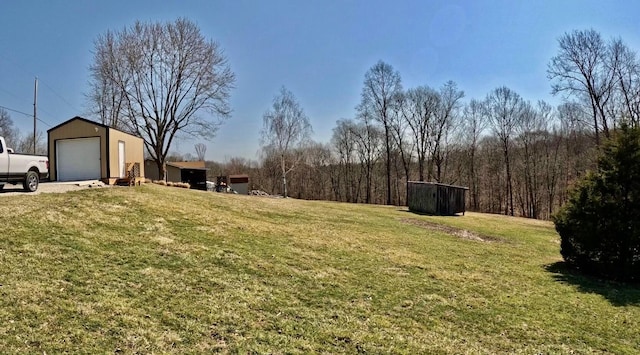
[{"left": 0, "top": 136, "right": 49, "bottom": 192}]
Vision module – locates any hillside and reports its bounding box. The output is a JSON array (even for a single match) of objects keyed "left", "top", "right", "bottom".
[{"left": 0, "top": 184, "right": 638, "bottom": 353}]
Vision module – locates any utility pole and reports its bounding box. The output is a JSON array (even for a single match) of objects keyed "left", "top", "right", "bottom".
[{"left": 33, "top": 77, "right": 38, "bottom": 154}]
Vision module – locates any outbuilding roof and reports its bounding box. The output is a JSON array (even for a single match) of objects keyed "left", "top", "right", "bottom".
[
  {"left": 166, "top": 161, "right": 207, "bottom": 170},
  {"left": 47, "top": 116, "right": 141, "bottom": 140},
  {"left": 47, "top": 116, "right": 109, "bottom": 132},
  {"left": 407, "top": 181, "right": 469, "bottom": 190}
]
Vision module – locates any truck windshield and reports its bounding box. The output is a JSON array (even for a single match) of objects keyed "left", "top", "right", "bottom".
[{"left": 0, "top": 140, "right": 3, "bottom": 154}]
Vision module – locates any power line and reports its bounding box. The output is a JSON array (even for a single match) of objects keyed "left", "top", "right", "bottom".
[
  {"left": 0, "top": 85, "right": 71, "bottom": 124},
  {"left": 0, "top": 104, "right": 52, "bottom": 127},
  {"left": 36, "top": 106, "right": 61, "bottom": 122},
  {"left": 40, "top": 79, "right": 82, "bottom": 113},
  {"left": 0, "top": 105, "right": 31, "bottom": 117},
  {"left": 0, "top": 75, "right": 74, "bottom": 128},
  {"left": 1, "top": 53, "right": 83, "bottom": 114}
]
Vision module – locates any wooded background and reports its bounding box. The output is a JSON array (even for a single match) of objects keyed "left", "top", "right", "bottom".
[{"left": 204, "top": 29, "right": 640, "bottom": 220}]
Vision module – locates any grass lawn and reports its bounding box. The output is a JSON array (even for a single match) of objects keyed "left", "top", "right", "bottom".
[{"left": 0, "top": 184, "right": 638, "bottom": 353}]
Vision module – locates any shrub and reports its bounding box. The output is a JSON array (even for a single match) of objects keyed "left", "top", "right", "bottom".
[{"left": 553, "top": 125, "right": 640, "bottom": 282}]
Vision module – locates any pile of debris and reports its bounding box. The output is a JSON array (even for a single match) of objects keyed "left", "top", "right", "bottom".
[
  {"left": 73, "top": 180, "right": 106, "bottom": 188},
  {"left": 249, "top": 190, "right": 270, "bottom": 196}
]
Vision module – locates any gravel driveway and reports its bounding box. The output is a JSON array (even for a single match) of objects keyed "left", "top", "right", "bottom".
[{"left": 0, "top": 180, "right": 107, "bottom": 196}]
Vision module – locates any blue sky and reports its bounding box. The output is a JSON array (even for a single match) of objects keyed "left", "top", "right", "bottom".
[{"left": 1, "top": 1, "right": 639, "bottom": 161}]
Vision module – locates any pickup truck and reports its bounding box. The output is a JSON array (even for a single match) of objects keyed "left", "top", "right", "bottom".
[{"left": 0, "top": 136, "right": 49, "bottom": 192}]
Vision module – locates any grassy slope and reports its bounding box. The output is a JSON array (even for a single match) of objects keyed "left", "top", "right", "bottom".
[{"left": 0, "top": 184, "right": 638, "bottom": 353}]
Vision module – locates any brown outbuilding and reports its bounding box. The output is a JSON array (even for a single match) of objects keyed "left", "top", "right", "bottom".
[
  {"left": 47, "top": 117, "right": 145, "bottom": 184},
  {"left": 145, "top": 160, "right": 208, "bottom": 190}
]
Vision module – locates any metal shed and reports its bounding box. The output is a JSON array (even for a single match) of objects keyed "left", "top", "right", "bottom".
[
  {"left": 216, "top": 174, "right": 249, "bottom": 195},
  {"left": 228, "top": 174, "right": 249, "bottom": 195},
  {"left": 407, "top": 181, "right": 468, "bottom": 215},
  {"left": 166, "top": 161, "right": 207, "bottom": 190},
  {"left": 47, "top": 116, "right": 145, "bottom": 184}
]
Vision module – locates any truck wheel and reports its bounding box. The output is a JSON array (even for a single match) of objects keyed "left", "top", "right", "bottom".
[{"left": 23, "top": 171, "right": 39, "bottom": 192}]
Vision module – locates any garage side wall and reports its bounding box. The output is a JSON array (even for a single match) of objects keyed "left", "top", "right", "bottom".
[
  {"left": 48, "top": 120, "right": 108, "bottom": 181},
  {"left": 166, "top": 165, "right": 182, "bottom": 183},
  {"left": 108, "top": 129, "right": 145, "bottom": 180}
]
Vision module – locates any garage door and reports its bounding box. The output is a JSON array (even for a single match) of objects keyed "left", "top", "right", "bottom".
[{"left": 56, "top": 137, "right": 101, "bottom": 181}]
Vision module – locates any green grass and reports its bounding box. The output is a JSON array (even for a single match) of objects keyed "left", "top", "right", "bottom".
[{"left": 0, "top": 184, "right": 638, "bottom": 353}]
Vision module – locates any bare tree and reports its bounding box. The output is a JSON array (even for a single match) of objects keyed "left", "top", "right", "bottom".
[
  {"left": 352, "top": 110, "right": 384, "bottom": 204},
  {"left": 256, "top": 148, "right": 282, "bottom": 193},
  {"left": 0, "top": 108, "right": 19, "bottom": 148},
  {"left": 541, "top": 107, "right": 566, "bottom": 217},
  {"left": 461, "top": 99, "right": 487, "bottom": 210},
  {"left": 609, "top": 38, "right": 640, "bottom": 127},
  {"left": 548, "top": 29, "right": 616, "bottom": 144},
  {"left": 390, "top": 92, "right": 414, "bottom": 205},
  {"left": 87, "top": 31, "right": 127, "bottom": 129},
  {"left": 16, "top": 131, "right": 46, "bottom": 155},
  {"left": 331, "top": 119, "right": 359, "bottom": 202},
  {"left": 88, "top": 18, "right": 235, "bottom": 179},
  {"left": 403, "top": 86, "right": 440, "bottom": 181},
  {"left": 194, "top": 143, "right": 207, "bottom": 161},
  {"left": 261, "top": 86, "right": 312, "bottom": 198},
  {"left": 432, "top": 81, "right": 464, "bottom": 182},
  {"left": 358, "top": 60, "right": 403, "bottom": 205},
  {"left": 299, "top": 141, "right": 334, "bottom": 200},
  {"left": 557, "top": 101, "right": 595, "bottom": 201},
  {"left": 515, "top": 101, "right": 548, "bottom": 218},
  {"left": 485, "top": 86, "right": 525, "bottom": 216}
]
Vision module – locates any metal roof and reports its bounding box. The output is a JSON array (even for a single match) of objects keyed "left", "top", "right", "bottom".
[
  {"left": 166, "top": 161, "right": 207, "bottom": 170},
  {"left": 407, "top": 181, "right": 470, "bottom": 190}
]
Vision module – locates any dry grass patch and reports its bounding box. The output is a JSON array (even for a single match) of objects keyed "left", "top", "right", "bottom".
[{"left": 0, "top": 185, "right": 638, "bottom": 353}]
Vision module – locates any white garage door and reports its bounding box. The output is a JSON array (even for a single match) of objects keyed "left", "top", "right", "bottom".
[{"left": 56, "top": 137, "right": 101, "bottom": 181}]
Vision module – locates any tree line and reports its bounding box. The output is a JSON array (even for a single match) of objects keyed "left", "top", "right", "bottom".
[{"left": 243, "top": 29, "right": 640, "bottom": 220}]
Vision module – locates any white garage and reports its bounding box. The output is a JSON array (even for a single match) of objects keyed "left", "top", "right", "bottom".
[{"left": 55, "top": 137, "right": 101, "bottom": 181}]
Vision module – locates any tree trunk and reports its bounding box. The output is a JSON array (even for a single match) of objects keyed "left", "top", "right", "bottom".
[
  {"left": 470, "top": 148, "right": 479, "bottom": 210},
  {"left": 384, "top": 126, "right": 392, "bottom": 205},
  {"left": 364, "top": 162, "right": 371, "bottom": 204},
  {"left": 156, "top": 159, "right": 165, "bottom": 181},
  {"left": 591, "top": 102, "right": 600, "bottom": 146},
  {"left": 503, "top": 143, "right": 514, "bottom": 216},
  {"left": 281, "top": 154, "right": 288, "bottom": 198},
  {"left": 404, "top": 169, "right": 410, "bottom": 206},
  {"left": 505, "top": 154, "right": 514, "bottom": 216}
]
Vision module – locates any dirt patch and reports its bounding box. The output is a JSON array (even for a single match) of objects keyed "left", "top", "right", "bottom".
[{"left": 401, "top": 218, "right": 502, "bottom": 242}]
